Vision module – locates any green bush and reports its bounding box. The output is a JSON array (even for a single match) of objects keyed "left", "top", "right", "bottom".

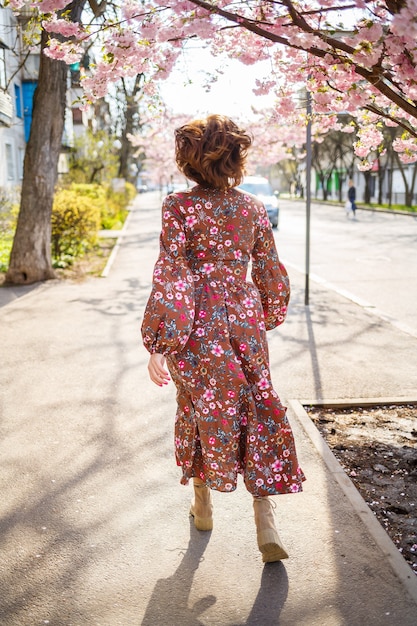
[
  {"left": 51, "top": 189, "right": 101, "bottom": 265},
  {"left": 102, "top": 181, "right": 136, "bottom": 230},
  {"left": 0, "top": 190, "right": 19, "bottom": 272},
  {"left": 70, "top": 183, "right": 107, "bottom": 209},
  {"left": 1, "top": 180, "right": 135, "bottom": 273}
]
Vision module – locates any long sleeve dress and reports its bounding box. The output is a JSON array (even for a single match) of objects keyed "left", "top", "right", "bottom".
[{"left": 141, "top": 185, "right": 305, "bottom": 497}]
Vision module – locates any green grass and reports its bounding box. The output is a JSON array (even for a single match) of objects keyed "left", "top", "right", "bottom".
[
  {"left": 0, "top": 200, "right": 17, "bottom": 274},
  {"left": 365, "top": 202, "right": 417, "bottom": 213},
  {"left": 0, "top": 233, "right": 13, "bottom": 273},
  {"left": 282, "top": 195, "right": 417, "bottom": 213}
]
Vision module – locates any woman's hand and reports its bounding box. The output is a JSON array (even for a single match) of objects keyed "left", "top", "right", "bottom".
[{"left": 148, "top": 353, "right": 171, "bottom": 386}]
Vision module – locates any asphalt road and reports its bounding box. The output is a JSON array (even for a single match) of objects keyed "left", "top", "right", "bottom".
[{"left": 275, "top": 200, "right": 417, "bottom": 339}]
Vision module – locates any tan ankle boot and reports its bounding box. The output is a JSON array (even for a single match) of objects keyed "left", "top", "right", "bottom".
[
  {"left": 190, "top": 480, "right": 213, "bottom": 531},
  {"left": 253, "top": 497, "right": 289, "bottom": 563}
]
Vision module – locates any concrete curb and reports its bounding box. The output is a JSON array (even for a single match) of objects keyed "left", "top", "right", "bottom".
[
  {"left": 299, "top": 397, "right": 417, "bottom": 408},
  {"left": 287, "top": 398, "right": 417, "bottom": 604},
  {"left": 282, "top": 196, "right": 417, "bottom": 217}
]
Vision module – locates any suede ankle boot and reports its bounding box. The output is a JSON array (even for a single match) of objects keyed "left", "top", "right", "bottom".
[
  {"left": 190, "top": 481, "right": 213, "bottom": 531},
  {"left": 253, "top": 496, "right": 289, "bottom": 563}
]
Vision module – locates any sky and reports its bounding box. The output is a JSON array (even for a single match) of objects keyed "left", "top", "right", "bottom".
[{"left": 158, "top": 43, "right": 276, "bottom": 121}]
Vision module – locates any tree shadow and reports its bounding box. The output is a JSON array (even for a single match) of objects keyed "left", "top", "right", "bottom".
[{"left": 141, "top": 520, "right": 216, "bottom": 626}]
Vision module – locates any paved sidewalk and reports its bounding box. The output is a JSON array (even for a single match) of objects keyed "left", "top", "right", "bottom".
[{"left": 0, "top": 192, "right": 416, "bottom": 625}]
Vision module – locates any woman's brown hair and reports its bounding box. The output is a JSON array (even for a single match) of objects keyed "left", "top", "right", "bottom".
[{"left": 175, "top": 114, "right": 252, "bottom": 190}]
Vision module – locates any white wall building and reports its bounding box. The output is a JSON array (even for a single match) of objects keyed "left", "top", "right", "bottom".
[
  {"left": 0, "top": 7, "right": 26, "bottom": 192},
  {"left": 0, "top": 6, "right": 93, "bottom": 191}
]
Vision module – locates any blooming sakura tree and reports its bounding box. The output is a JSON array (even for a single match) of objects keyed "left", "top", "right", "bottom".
[
  {"left": 6, "top": 0, "right": 91, "bottom": 285},
  {"left": 10, "top": 0, "right": 417, "bottom": 167},
  {"left": 6, "top": 0, "right": 417, "bottom": 283},
  {"left": 128, "top": 109, "right": 191, "bottom": 189}
]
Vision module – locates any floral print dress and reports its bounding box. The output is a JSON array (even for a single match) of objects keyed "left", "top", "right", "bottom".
[{"left": 141, "top": 185, "right": 305, "bottom": 497}]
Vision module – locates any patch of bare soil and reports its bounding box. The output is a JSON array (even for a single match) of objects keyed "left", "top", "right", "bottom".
[
  {"left": 306, "top": 404, "right": 417, "bottom": 576},
  {"left": 0, "top": 238, "right": 116, "bottom": 286},
  {"left": 54, "top": 238, "right": 116, "bottom": 282}
]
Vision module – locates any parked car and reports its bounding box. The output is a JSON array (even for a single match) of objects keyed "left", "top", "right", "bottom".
[{"left": 238, "top": 176, "right": 279, "bottom": 229}]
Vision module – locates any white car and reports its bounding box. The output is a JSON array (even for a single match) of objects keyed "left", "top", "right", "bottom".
[{"left": 238, "top": 176, "right": 279, "bottom": 229}]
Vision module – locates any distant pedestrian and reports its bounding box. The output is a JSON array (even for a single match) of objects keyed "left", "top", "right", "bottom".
[
  {"left": 347, "top": 179, "right": 357, "bottom": 218},
  {"left": 142, "top": 114, "right": 305, "bottom": 563}
]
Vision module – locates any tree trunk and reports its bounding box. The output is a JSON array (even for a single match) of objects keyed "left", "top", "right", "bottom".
[
  {"left": 6, "top": 1, "right": 86, "bottom": 285},
  {"left": 118, "top": 74, "right": 143, "bottom": 183},
  {"left": 118, "top": 102, "right": 135, "bottom": 182},
  {"left": 394, "top": 151, "right": 411, "bottom": 207},
  {"left": 403, "top": 162, "right": 417, "bottom": 207},
  {"left": 363, "top": 171, "right": 372, "bottom": 203}
]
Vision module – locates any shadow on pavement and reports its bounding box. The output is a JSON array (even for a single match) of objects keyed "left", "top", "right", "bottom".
[
  {"left": 141, "top": 520, "right": 289, "bottom": 626},
  {"left": 141, "top": 520, "right": 216, "bottom": 626},
  {"left": 243, "top": 563, "right": 288, "bottom": 625}
]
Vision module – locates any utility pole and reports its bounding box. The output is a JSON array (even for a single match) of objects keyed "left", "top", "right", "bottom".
[{"left": 305, "top": 87, "right": 312, "bottom": 306}]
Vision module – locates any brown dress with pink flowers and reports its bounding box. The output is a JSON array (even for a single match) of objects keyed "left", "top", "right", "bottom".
[{"left": 141, "top": 185, "right": 305, "bottom": 497}]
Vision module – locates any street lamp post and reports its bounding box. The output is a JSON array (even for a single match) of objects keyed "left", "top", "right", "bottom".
[{"left": 305, "top": 87, "right": 312, "bottom": 306}]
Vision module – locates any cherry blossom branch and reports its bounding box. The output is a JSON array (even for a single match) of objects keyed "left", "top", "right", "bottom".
[
  {"left": 188, "top": 0, "right": 417, "bottom": 122},
  {"left": 364, "top": 104, "right": 417, "bottom": 138}
]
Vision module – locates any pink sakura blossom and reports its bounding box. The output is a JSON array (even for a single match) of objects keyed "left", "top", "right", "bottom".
[
  {"left": 253, "top": 79, "right": 276, "bottom": 96},
  {"left": 356, "top": 21, "right": 384, "bottom": 44},
  {"left": 398, "top": 153, "right": 417, "bottom": 164},
  {"left": 356, "top": 126, "right": 384, "bottom": 157},
  {"left": 393, "top": 137, "right": 417, "bottom": 153},
  {"left": 354, "top": 144, "right": 370, "bottom": 159},
  {"left": 44, "top": 39, "right": 83, "bottom": 64},
  {"left": 42, "top": 17, "right": 83, "bottom": 38},
  {"left": 357, "top": 160, "right": 373, "bottom": 171},
  {"left": 10, "top": 0, "right": 417, "bottom": 163},
  {"left": 35, "top": 0, "right": 69, "bottom": 11}
]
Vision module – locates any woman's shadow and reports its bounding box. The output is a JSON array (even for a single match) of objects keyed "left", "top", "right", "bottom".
[
  {"left": 141, "top": 518, "right": 289, "bottom": 626},
  {"left": 141, "top": 519, "right": 216, "bottom": 626},
  {"left": 243, "top": 562, "right": 288, "bottom": 625}
]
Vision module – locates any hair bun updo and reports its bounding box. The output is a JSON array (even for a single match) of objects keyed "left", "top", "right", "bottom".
[{"left": 175, "top": 114, "right": 252, "bottom": 190}]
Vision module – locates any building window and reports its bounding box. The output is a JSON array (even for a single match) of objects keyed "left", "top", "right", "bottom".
[
  {"left": 18, "top": 147, "right": 25, "bottom": 179},
  {"left": 0, "top": 42, "right": 8, "bottom": 91},
  {"left": 5, "top": 143, "right": 15, "bottom": 180},
  {"left": 14, "top": 83, "right": 22, "bottom": 118}
]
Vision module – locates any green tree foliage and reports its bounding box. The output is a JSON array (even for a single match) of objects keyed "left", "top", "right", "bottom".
[{"left": 65, "top": 130, "right": 120, "bottom": 185}]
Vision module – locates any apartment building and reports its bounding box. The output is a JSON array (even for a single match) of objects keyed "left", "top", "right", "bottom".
[
  {"left": 0, "top": 6, "right": 27, "bottom": 191},
  {"left": 0, "top": 5, "right": 91, "bottom": 193}
]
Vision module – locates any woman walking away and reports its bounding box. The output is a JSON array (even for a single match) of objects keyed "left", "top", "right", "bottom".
[{"left": 141, "top": 114, "right": 305, "bottom": 563}]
